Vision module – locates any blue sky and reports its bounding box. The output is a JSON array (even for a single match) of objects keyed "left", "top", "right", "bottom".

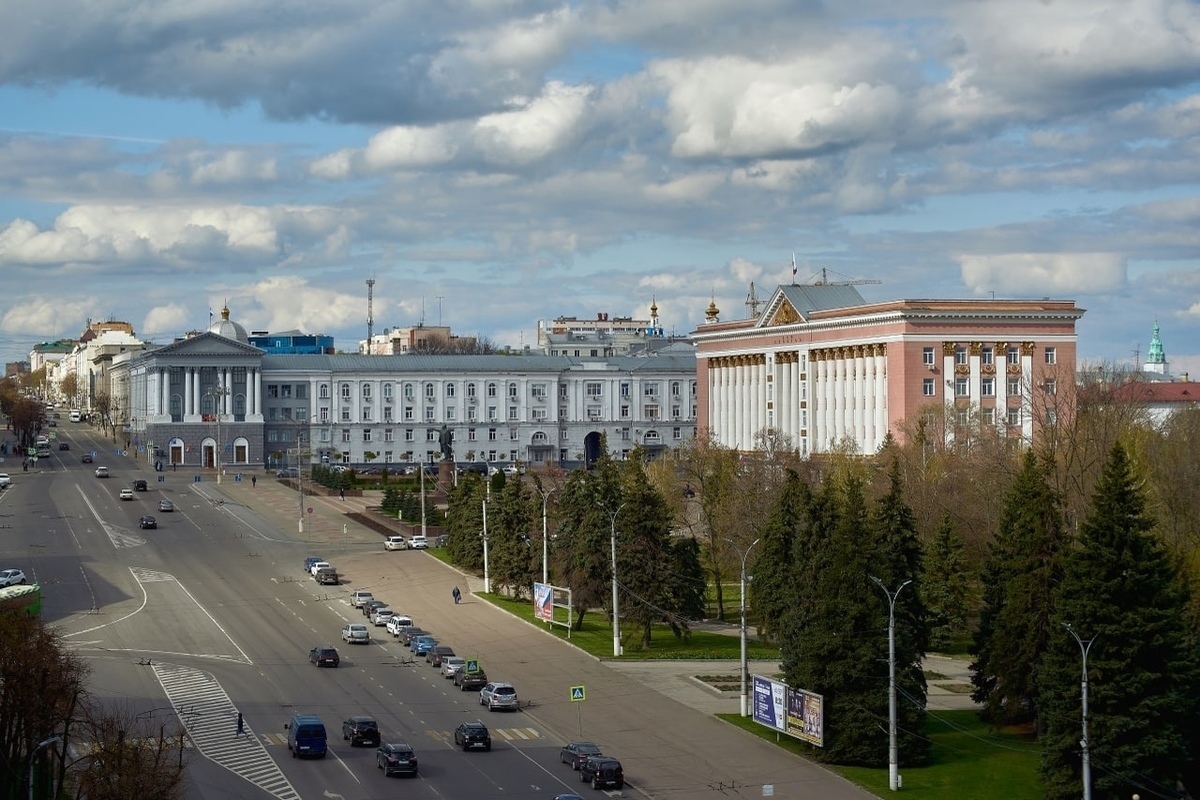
[{"left": 2, "top": 0, "right": 1199, "bottom": 377}]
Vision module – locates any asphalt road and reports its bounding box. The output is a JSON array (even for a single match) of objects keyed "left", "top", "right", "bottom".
[{"left": 2, "top": 424, "right": 871, "bottom": 800}]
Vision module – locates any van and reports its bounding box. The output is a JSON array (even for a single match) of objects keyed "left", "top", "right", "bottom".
[
  {"left": 285, "top": 714, "right": 327, "bottom": 758},
  {"left": 69, "top": 410, "right": 81, "bottom": 423}
]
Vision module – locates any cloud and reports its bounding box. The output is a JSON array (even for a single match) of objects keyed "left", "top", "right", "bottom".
[
  {"left": 142, "top": 303, "right": 190, "bottom": 338},
  {"left": 958, "top": 252, "right": 1126, "bottom": 295}
]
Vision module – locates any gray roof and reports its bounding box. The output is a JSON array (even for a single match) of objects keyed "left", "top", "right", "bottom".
[
  {"left": 261, "top": 352, "right": 695, "bottom": 374},
  {"left": 777, "top": 284, "right": 868, "bottom": 318}
]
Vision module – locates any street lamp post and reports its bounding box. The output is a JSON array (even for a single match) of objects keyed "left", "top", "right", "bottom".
[
  {"left": 206, "top": 381, "right": 227, "bottom": 483},
  {"left": 604, "top": 503, "right": 626, "bottom": 658},
  {"left": 727, "top": 537, "right": 761, "bottom": 717},
  {"left": 28, "top": 735, "right": 61, "bottom": 800},
  {"left": 481, "top": 499, "right": 490, "bottom": 593},
  {"left": 538, "top": 484, "right": 556, "bottom": 585},
  {"left": 1063, "top": 623, "right": 1097, "bottom": 800},
  {"left": 870, "top": 575, "right": 912, "bottom": 792}
]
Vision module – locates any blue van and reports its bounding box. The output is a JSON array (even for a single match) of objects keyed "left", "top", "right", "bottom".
[{"left": 286, "top": 714, "right": 327, "bottom": 758}]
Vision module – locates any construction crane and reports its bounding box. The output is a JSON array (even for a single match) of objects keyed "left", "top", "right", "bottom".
[
  {"left": 810, "top": 267, "right": 881, "bottom": 287},
  {"left": 745, "top": 282, "right": 763, "bottom": 317}
]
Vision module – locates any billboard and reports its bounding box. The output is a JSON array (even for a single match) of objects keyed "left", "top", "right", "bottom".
[
  {"left": 533, "top": 582, "right": 553, "bottom": 622},
  {"left": 752, "top": 674, "right": 824, "bottom": 748}
]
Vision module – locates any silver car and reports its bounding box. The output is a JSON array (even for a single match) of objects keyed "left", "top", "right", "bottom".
[
  {"left": 479, "top": 682, "right": 518, "bottom": 711},
  {"left": 341, "top": 623, "right": 370, "bottom": 644}
]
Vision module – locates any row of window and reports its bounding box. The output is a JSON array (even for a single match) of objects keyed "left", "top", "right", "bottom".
[
  {"left": 923, "top": 345, "right": 1057, "bottom": 367},
  {"left": 923, "top": 377, "right": 1056, "bottom": 398},
  {"left": 278, "top": 380, "right": 698, "bottom": 401},
  {"left": 267, "top": 401, "right": 697, "bottom": 424},
  {"left": 264, "top": 426, "right": 688, "bottom": 444}
]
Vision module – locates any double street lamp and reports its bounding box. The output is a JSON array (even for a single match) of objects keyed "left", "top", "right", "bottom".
[
  {"left": 537, "top": 484, "right": 556, "bottom": 584},
  {"left": 727, "top": 537, "right": 761, "bottom": 717},
  {"left": 603, "top": 502, "right": 626, "bottom": 658},
  {"left": 28, "top": 735, "right": 62, "bottom": 800},
  {"left": 870, "top": 575, "right": 912, "bottom": 792},
  {"left": 1063, "top": 623, "right": 1097, "bottom": 800}
]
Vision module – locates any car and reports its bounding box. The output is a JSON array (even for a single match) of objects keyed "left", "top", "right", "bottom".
[
  {"left": 341, "top": 715, "right": 381, "bottom": 747},
  {"left": 137, "top": 515, "right": 157, "bottom": 529},
  {"left": 47, "top": 420, "right": 56, "bottom": 427},
  {"left": 453, "top": 666, "right": 488, "bottom": 691},
  {"left": 453, "top": 721, "right": 491, "bottom": 751},
  {"left": 133, "top": 479, "right": 148, "bottom": 491},
  {"left": 94, "top": 466, "right": 109, "bottom": 477},
  {"left": 427, "top": 645, "right": 455, "bottom": 667},
  {"left": 440, "top": 657, "right": 466, "bottom": 678},
  {"left": 0, "top": 569, "right": 27, "bottom": 587},
  {"left": 479, "top": 682, "right": 519, "bottom": 711},
  {"left": 315, "top": 568, "right": 340, "bottom": 586},
  {"left": 81, "top": 454, "right": 93, "bottom": 463},
  {"left": 304, "top": 556, "right": 324, "bottom": 573},
  {"left": 399, "top": 627, "right": 429, "bottom": 646},
  {"left": 580, "top": 756, "right": 624, "bottom": 790},
  {"left": 361, "top": 599, "right": 387, "bottom": 618},
  {"left": 308, "top": 560, "right": 331, "bottom": 576},
  {"left": 309, "top": 646, "right": 340, "bottom": 667},
  {"left": 370, "top": 607, "right": 395, "bottom": 626},
  {"left": 276, "top": 467, "right": 299, "bottom": 478},
  {"left": 349, "top": 589, "right": 373, "bottom": 607},
  {"left": 384, "top": 535, "right": 408, "bottom": 551},
  {"left": 376, "top": 741, "right": 418, "bottom": 777},
  {"left": 409, "top": 535, "right": 428, "bottom": 549},
  {"left": 410, "top": 635, "right": 437, "bottom": 655},
  {"left": 560, "top": 741, "right": 603, "bottom": 770},
  {"left": 341, "top": 624, "right": 370, "bottom": 644},
  {"left": 119, "top": 488, "right": 135, "bottom": 500},
  {"left": 0, "top": 473, "right": 10, "bottom": 488},
  {"left": 58, "top": 442, "right": 69, "bottom": 451},
  {"left": 385, "top": 615, "right": 415, "bottom": 637},
  {"left": 158, "top": 499, "right": 174, "bottom": 512}
]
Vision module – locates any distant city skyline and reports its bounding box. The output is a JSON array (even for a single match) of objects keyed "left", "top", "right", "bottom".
[{"left": 2, "top": 1, "right": 1198, "bottom": 375}]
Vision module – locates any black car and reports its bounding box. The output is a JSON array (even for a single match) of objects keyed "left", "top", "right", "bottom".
[
  {"left": 453, "top": 666, "right": 488, "bottom": 691},
  {"left": 133, "top": 479, "right": 148, "bottom": 491},
  {"left": 342, "top": 715, "right": 380, "bottom": 747},
  {"left": 361, "top": 600, "right": 387, "bottom": 618},
  {"left": 315, "top": 568, "right": 340, "bottom": 585},
  {"left": 560, "top": 741, "right": 603, "bottom": 770},
  {"left": 427, "top": 645, "right": 455, "bottom": 667},
  {"left": 580, "top": 756, "right": 623, "bottom": 790},
  {"left": 400, "top": 627, "right": 429, "bottom": 646},
  {"left": 453, "top": 721, "right": 491, "bottom": 751},
  {"left": 309, "top": 646, "right": 340, "bottom": 667},
  {"left": 376, "top": 742, "right": 418, "bottom": 777},
  {"left": 81, "top": 454, "right": 93, "bottom": 463},
  {"left": 59, "top": 442, "right": 69, "bottom": 450},
  {"left": 137, "top": 515, "right": 157, "bottom": 529}
]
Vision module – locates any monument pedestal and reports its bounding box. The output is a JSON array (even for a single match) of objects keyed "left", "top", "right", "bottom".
[{"left": 438, "top": 459, "right": 454, "bottom": 489}]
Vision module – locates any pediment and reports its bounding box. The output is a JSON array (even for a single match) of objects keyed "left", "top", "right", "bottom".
[{"left": 149, "top": 332, "right": 263, "bottom": 359}]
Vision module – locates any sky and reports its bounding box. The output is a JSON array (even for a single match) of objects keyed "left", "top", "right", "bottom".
[{"left": 2, "top": 0, "right": 1199, "bottom": 376}]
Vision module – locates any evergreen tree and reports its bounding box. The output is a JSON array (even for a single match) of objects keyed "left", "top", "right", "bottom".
[
  {"left": 615, "top": 451, "right": 678, "bottom": 649},
  {"left": 487, "top": 477, "right": 537, "bottom": 598},
  {"left": 667, "top": 536, "right": 708, "bottom": 635},
  {"left": 445, "top": 475, "right": 485, "bottom": 570},
  {"left": 749, "top": 469, "right": 812, "bottom": 643},
  {"left": 1038, "top": 442, "right": 1200, "bottom": 800},
  {"left": 923, "top": 513, "right": 973, "bottom": 651},
  {"left": 971, "top": 450, "right": 1067, "bottom": 724},
  {"left": 552, "top": 461, "right": 619, "bottom": 629}
]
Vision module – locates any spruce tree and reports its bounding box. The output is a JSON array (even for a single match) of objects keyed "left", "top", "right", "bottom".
[
  {"left": 486, "top": 477, "right": 537, "bottom": 598},
  {"left": 971, "top": 449, "right": 1067, "bottom": 724},
  {"left": 615, "top": 452, "right": 677, "bottom": 649},
  {"left": 552, "top": 461, "right": 618, "bottom": 629},
  {"left": 1038, "top": 442, "right": 1200, "bottom": 800},
  {"left": 923, "top": 513, "right": 972, "bottom": 651},
  {"left": 749, "top": 469, "right": 812, "bottom": 643}
]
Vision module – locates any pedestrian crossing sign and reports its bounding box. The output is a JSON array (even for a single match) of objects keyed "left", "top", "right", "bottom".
[
  {"left": 465, "top": 658, "right": 480, "bottom": 674},
  {"left": 570, "top": 685, "right": 586, "bottom": 702}
]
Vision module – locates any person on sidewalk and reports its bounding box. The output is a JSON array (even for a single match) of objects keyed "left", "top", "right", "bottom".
[
  {"left": 452, "top": 586, "right": 461, "bottom": 604},
  {"left": 236, "top": 712, "right": 245, "bottom": 737},
  {"left": 339, "top": 487, "right": 345, "bottom": 501},
  {"left": 251, "top": 475, "right": 257, "bottom": 488}
]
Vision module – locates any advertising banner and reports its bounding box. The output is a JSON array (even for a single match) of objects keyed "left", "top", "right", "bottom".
[
  {"left": 785, "top": 687, "right": 825, "bottom": 748},
  {"left": 752, "top": 675, "right": 786, "bottom": 731},
  {"left": 533, "top": 582, "right": 553, "bottom": 622}
]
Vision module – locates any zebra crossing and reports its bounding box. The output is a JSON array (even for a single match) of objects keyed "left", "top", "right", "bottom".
[{"left": 153, "top": 662, "right": 301, "bottom": 800}]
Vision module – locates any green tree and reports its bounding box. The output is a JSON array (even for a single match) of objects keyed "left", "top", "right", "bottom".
[
  {"left": 923, "top": 513, "right": 973, "bottom": 650},
  {"left": 674, "top": 432, "right": 741, "bottom": 621},
  {"left": 486, "top": 477, "right": 537, "bottom": 598},
  {"left": 1038, "top": 442, "right": 1200, "bottom": 800},
  {"left": 551, "top": 464, "right": 616, "bottom": 630},
  {"left": 971, "top": 450, "right": 1068, "bottom": 724},
  {"left": 749, "top": 469, "right": 813, "bottom": 643},
  {"left": 614, "top": 451, "right": 678, "bottom": 649},
  {"left": 445, "top": 475, "right": 486, "bottom": 570}
]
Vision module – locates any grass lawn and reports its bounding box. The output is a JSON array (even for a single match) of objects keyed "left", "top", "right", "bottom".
[
  {"left": 478, "top": 590, "right": 779, "bottom": 661},
  {"left": 720, "top": 711, "right": 1042, "bottom": 799}
]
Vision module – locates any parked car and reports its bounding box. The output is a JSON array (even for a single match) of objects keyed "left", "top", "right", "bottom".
[
  {"left": 410, "top": 635, "right": 437, "bottom": 655},
  {"left": 384, "top": 535, "right": 408, "bottom": 551},
  {"left": 440, "top": 657, "right": 466, "bottom": 678},
  {"left": 560, "top": 741, "right": 603, "bottom": 770},
  {"left": 400, "top": 627, "right": 429, "bottom": 646},
  {"left": 453, "top": 721, "right": 491, "bottom": 751},
  {"left": 341, "top": 624, "right": 370, "bottom": 644},
  {"left": 81, "top": 454, "right": 93, "bottom": 463},
  {"left": 341, "top": 715, "right": 381, "bottom": 747},
  {"left": 427, "top": 645, "right": 455, "bottom": 667},
  {"left": 349, "top": 589, "right": 373, "bottom": 607},
  {"left": 304, "top": 556, "right": 324, "bottom": 573},
  {"left": 409, "top": 535, "right": 428, "bottom": 549},
  {"left": 137, "top": 515, "right": 157, "bottom": 529},
  {"left": 0, "top": 569, "right": 27, "bottom": 587},
  {"left": 159, "top": 499, "right": 174, "bottom": 512},
  {"left": 0, "top": 473, "right": 10, "bottom": 488},
  {"left": 309, "top": 646, "right": 340, "bottom": 667},
  {"left": 453, "top": 666, "right": 488, "bottom": 691},
  {"left": 133, "top": 479, "right": 148, "bottom": 491},
  {"left": 94, "top": 466, "right": 109, "bottom": 478},
  {"left": 315, "top": 568, "right": 340, "bottom": 585},
  {"left": 479, "top": 682, "right": 519, "bottom": 711},
  {"left": 370, "top": 607, "right": 395, "bottom": 626},
  {"left": 580, "top": 756, "right": 624, "bottom": 790},
  {"left": 385, "top": 615, "right": 415, "bottom": 637},
  {"left": 276, "top": 467, "right": 299, "bottom": 478},
  {"left": 361, "top": 600, "right": 387, "bottom": 618},
  {"left": 376, "top": 742, "right": 418, "bottom": 777},
  {"left": 119, "top": 488, "right": 134, "bottom": 500}
]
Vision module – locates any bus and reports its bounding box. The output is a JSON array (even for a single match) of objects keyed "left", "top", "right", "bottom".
[{"left": 0, "top": 584, "right": 41, "bottom": 617}]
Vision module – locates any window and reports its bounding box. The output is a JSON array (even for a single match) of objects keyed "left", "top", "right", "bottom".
[
  {"left": 956, "top": 408, "right": 970, "bottom": 426},
  {"left": 467, "top": 383, "right": 477, "bottom": 398},
  {"left": 427, "top": 429, "right": 438, "bottom": 442},
  {"left": 586, "top": 382, "right": 602, "bottom": 398},
  {"left": 383, "top": 406, "right": 393, "bottom": 422},
  {"left": 361, "top": 384, "right": 371, "bottom": 399},
  {"left": 467, "top": 406, "right": 477, "bottom": 421},
  {"left": 508, "top": 383, "right": 518, "bottom": 399},
  {"left": 404, "top": 406, "right": 414, "bottom": 421},
  {"left": 383, "top": 383, "right": 393, "bottom": 399},
  {"left": 673, "top": 427, "right": 682, "bottom": 440},
  {"left": 446, "top": 407, "right": 456, "bottom": 421},
  {"left": 561, "top": 429, "right": 569, "bottom": 440},
  {"left": 1008, "top": 347, "right": 1020, "bottom": 365},
  {"left": 954, "top": 377, "right": 969, "bottom": 397},
  {"left": 981, "top": 377, "right": 995, "bottom": 397},
  {"left": 1007, "top": 378, "right": 1021, "bottom": 396},
  {"left": 620, "top": 428, "right": 630, "bottom": 441},
  {"left": 319, "top": 384, "right": 330, "bottom": 399},
  {"left": 281, "top": 385, "right": 292, "bottom": 399},
  {"left": 363, "top": 429, "right": 372, "bottom": 442},
  {"left": 341, "top": 383, "right": 351, "bottom": 399},
  {"left": 425, "top": 383, "right": 435, "bottom": 399},
  {"left": 644, "top": 404, "right": 660, "bottom": 419},
  {"left": 487, "top": 383, "right": 497, "bottom": 398},
  {"left": 981, "top": 407, "right": 995, "bottom": 425},
  {"left": 1007, "top": 407, "right": 1021, "bottom": 426},
  {"left": 446, "top": 383, "right": 456, "bottom": 398},
  {"left": 954, "top": 347, "right": 968, "bottom": 366},
  {"left": 468, "top": 428, "right": 477, "bottom": 441},
  {"left": 643, "top": 383, "right": 659, "bottom": 398},
  {"left": 587, "top": 406, "right": 602, "bottom": 420},
  {"left": 672, "top": 406, "right": 682, "bottom": 420},
  {"left": 405, "top": 429, "right": 414, "bottom": 442},
  {"left": 1043, "top": 379, "right": 1057, "bottom": 396},
  {"left": 362, "top": 407, "right": 372, "bottom": 421},
  {"left": 267, "top": 384, "right": 279, "bottom": 398},
  {"left": 487, "top": 406, "right": 498, "bottom": 422},
  {"left": 507, "top": 406, "right": 518, "bottom": 421},
  {"left": 425, "top": 407, "right": 435, "bottom": 421},
  {"left": 559, "top": 385, "right": 568, "bottom": 399},
  {"left": 922, "top": 347, "right": 935, "bottom": 366},
  {"left": 671, "top": 381, "right": 681, "bottom": 397},
  {"left": 267, "top": 429, "right": 278, "bottom": 442},
  {"left": 1044, "top": 347, "right": 1057, "bottom": 365},
  {"left": 509, "top": 428, "right": 518, "bottom": 441},
  {"left": 296, "top": 384, "right": 307, "bottom": 400},
  {"left": 923, "top": 378, "right": 935, "bottom": 397},
  {"left": 981, "top": 347, "right": 994, "bottom": 366},
  {"left": 620, "top": 382, "right": 631, "bottom": 398},
  {"left": 532, "top": 383, "right": 547, "bottom": 399},
  {"left": 489, "top": 428, "right": 498, "bottom": 441},
  {"left": 532, "top": 407, "right": 546, "bottom": 421},
  {"left": 620, "top": 405, "right": 630, "bottom": 419},
  {"left": 341, "top": 407, "right": 351, "bottom": 422},
  {"left": 319, "top": 407, "right": 330, "bottom": 423},
  {"left": 404, "top": 383, "right": 414, "bottom": 400},
  {"left": 341, "top": 429, "right": 351, "bottom": 443},
  {"left": 268, "top": 408, "right": 279, "bottom": 421},
  {"left": 1047, "top": 409, "right": 1058, "bottom": 425},
  {"left": 384, "top": 429, "right": 394, "bottom": 442}
]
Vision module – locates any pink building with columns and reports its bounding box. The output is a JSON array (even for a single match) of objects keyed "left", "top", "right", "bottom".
[{"left": 691, "top": 284, "right": 1084, "bottom": 455}]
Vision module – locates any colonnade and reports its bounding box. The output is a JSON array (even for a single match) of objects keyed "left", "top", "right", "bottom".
[{"left": 148, "top": 366, "right": 263, "bottom": 421}]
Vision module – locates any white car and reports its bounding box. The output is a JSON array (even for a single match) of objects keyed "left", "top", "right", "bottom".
[
  {"left": 441, "top": 657, "right": 466, "bottom": 678},
  {"left": 341, "top": 623, "right": 370, "bottom": 644},
  {"left": 309, "top": 561, "right": 332, "bottom": 576},
  {"left": 95, "top": 466, "right": 109, "bottom": 478},
  {"left": 385, "top": 615, "right": 415, "bottom": 637},
  {"left": 119, "top": 488, "right": 135, "bottom": 500},
  {"left": 0, "top": 473, "right": 11, "bottom": 488},
  {"left": 384, "top": 535, "right": 408, "bottom": 551},
  {"left": 0, "top": 569, "right": 27, "bottom": 587},
  {"left": 409, "top": 535, "right": 428, "bottom": 550},
  {"left": 370, "top": 607, "right": 395, "bottom": 626}
]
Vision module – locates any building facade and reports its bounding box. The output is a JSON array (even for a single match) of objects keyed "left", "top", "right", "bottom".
[{"left": 692, "top": 284, "right": 1084, "bottom": 455}]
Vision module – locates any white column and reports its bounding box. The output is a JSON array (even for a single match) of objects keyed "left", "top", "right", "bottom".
[
  {"left": 875, "top": 348, "right": 888, "bottom": 447},
  {"left": 184, "top": 369, "right": 193, "bottom": 417},
  {"left": 861, "top": 351, "right": 874, "bottom": 450},
  {"left": 722, "top": 360, "right": 733, "bottom": 446}
]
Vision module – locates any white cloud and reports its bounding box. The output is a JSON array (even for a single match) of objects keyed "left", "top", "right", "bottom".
[
  {"left": 364, "top": 125, "right": 459, "bottom": 171},
  {"left": 473, "top": 82, "right": 593, "bottom": 166},
  {"left": 958, "top": 253, "right": 1126, "bottom": 295},
  {"left": 142, "top": 302, "right": 190, "bottom": 338}
]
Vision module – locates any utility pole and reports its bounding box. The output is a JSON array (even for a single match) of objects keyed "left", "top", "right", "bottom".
[
  {"left": 604, "top": 502, "right": 626, "bottom": 657},
  {"left": 727, "top": 537, "right": 761, "bottom": 717},
  {"left": 1063, "top": 623, "right": 1096, "bottom": 800},
  {"left": 871, "top": 576, "right": 912, "bottom": 792}
]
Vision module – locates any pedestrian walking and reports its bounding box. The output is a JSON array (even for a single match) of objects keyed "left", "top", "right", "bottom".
[
  {"left": 339, "top": 487, "right": 345, "bottom": 501},
  {"left": 452, "top": 586, "right": 461, "bottom": 604},
  {"left": 236, "top": 712, "right": 245, "bottom": 737},
  {"left": 251, "top": 475, "right": 257, "bottom": 488}
]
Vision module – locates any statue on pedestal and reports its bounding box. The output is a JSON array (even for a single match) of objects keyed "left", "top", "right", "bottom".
[{"left": 438, "top": 424, "right": 454, "bottom": 462}]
